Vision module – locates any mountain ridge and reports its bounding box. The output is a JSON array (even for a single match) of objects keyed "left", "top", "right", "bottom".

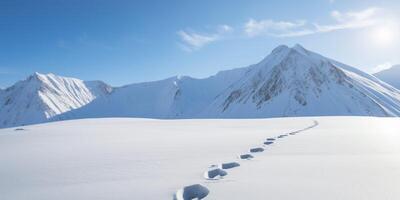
[
  {"left": 374, "top": 64, "right": 400, "bottom": 90},
  {"left": 199, "top": 44, "right": 400, "bottom": 117},
  {"left": 0, "top": 72, "right": 112, "bottom": 127},
  {"left": 1, "top": 44, "right": 400, "bottom": 128}
]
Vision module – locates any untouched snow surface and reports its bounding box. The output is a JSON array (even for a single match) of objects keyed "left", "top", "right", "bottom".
[{"left": 0, "top": 117, "right": 399, "bottom": 200}]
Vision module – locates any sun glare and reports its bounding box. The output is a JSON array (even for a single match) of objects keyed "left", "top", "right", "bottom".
[{"left": 370, "top": 22, "right": 400, "bottom": 47}]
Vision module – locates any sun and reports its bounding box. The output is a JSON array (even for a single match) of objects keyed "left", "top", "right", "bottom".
[{"left": 369, "top": 22, "right": 400, "bottom": 47}]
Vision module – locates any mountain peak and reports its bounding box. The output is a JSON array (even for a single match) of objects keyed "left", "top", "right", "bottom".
[
  {"left": 270, "top": 44, "right": 309, "bottom": 55},
  {"left": 28, "top": 72, "right": 53, "bottom": 82},
  {"left": 31, "top": 72, "right": 56, "bottom": 78},
  {"left": 267, "top": 44, "right": 312, "bottom": 64},
  {"left": 27, "top": 72, "right": 44, "bottom": 83},
  {"left": 291, "top": 44, "right": 309, "bottom": 55},
  {"left": 271, "top": 45, "right": 289, "bottom": 54}
]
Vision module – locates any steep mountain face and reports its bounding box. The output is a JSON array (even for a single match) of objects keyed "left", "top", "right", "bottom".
[
  {"left": 0, "top": 73, "right": 112, "bottom": 127},
  {"left": 201, "top": 45, "right": 400, "bottom": 117},
  {"left": 2, "top": 44, "right": 400, "bottom": 128},
  {"left": 374, "top": 65, "right": 400, "bottom": 89}
]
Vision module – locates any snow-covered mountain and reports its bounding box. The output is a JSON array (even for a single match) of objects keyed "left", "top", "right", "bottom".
[
  {"left": 0, "top": 73, "right": 112, "bottom": 128},
  {"left": 2, "top": 44, "right": 400, "bottom": 128},
  {"left": 61, "top": 44, "right": 400, "bottom": 120},
  {"left": 57, "top": 67, "right": 248, "bottom": 120},
  {"left": 374, "top": 64, "right": 400, "bottom": 90},
  {"left": 201, "top": 45, "right": 400, "bottom": 117}
]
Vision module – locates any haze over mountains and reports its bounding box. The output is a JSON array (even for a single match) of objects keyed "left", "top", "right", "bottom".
[
  {"left": 1, "top": 44, "right": 400, "bottom": 128},
  {"left": 374, "top": 65, "right": 400, "bottom": 90}
]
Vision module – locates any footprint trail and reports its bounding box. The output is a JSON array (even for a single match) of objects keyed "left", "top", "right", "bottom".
[{"left": 173, "top": 120, "right": 319, "bottom": 199}]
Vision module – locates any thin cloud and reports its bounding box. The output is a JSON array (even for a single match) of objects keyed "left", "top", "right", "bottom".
[
  {"left": 177, "top": 31, "right": 218, "bottom": 51},
  {"left": 244, "top": 7, "right": 381, "bottom": 38},
  {"left": 218, "top": 24, "right": 233, "bottom": 33},
  {"left": 244, "top": 19, "right": 307, "bottom": 37},
  {"left": 0, "top": 67, "right": 12, "bottom": 75},
  {"left": 177, "top": 25, "right": 233, "bottom": 51},
  {"left": 177, "top": 7, "right": 382, "bottom": 50},
  {"left": 315, "top": 7, "right": 379, "bottom": 32}
]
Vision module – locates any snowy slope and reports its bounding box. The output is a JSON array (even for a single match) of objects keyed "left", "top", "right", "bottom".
[
  {"left": 58, "top": 67, "right": 248, "bottom": 119},
  {"left": 374, "top": 64, "right": 400, "bottom": 89},
  {"left": 0, "top": 73, "right": 112, "bottom": 128},
  {"left": 202, "top": 45, "right": 400, "bottom": 117},
  {"left": 0, "top": 117, "right": 399, "bottom": 200}
]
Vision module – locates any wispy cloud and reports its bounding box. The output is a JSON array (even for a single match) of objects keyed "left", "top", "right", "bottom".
[
  {"left": 177, "top": 31, "right": 218, "bottom": 51},
  {"left": 177, "top": 25, "right": 233, "bottom": 51},
  {"left": 244, "top": 7, "right": 380, "bottom": 38},
  {"left": 0, "top": 67, "right": 13, "bottom": 76},
  {"left": 177, "top": 7, "right": 382, "bottom": 50},
  {"left": 315, "top": 7, "right": 379, "bottom": 32},
  {"left": 218, "top": 24, "right": 233, "bottom": 33},
  {"left": 244, "top": 19, "right": 309, "bottom": 37}
]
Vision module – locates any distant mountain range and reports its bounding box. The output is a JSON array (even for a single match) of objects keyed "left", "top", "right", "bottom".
[
  {"left": 1, "top": 44, "right": 400, "bottom": 128},
  {"left": 374, "top": 65, "right": 400, "bottom": 90}
]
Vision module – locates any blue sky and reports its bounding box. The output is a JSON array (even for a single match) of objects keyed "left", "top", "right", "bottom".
[{"left": 1, "top": 0, "right": 400, "bottom": 88}]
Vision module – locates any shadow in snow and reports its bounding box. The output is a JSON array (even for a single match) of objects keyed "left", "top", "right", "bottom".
[
  {"left": 204, "top": 168, "right": 227, "bottom": 180},
  {"left": 239, "top": 154, "right": 254, "bottom": 160},
  {"left": 221, "top": 162, "right": 240, "bottom": 169},
  {"left": 250, "top": 147, "right": 264, "bottom": 153},
  {"left": 174, "top": 184, "right": 209, "bottom": 200}
]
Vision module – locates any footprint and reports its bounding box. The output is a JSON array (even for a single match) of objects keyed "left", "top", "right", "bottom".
[
  {"left": 250, "top": 147, "right": 264, "bottom": 153},
  {"left": 14, "top": 128, "right": 25, "bottom": 131},
  {"left": 289, "top": 131, "right": 299, "bottom": 135},
  {"left": 277, "top": 134, "right": 288, "bottom": 138},
  {"left": 204, "top": 168, "right": 228, "bottom": 180},
  {"left": 263, "top": 141, "right": 274, "bottom": 145},
  {"left": 220, "top": 162, "right": 240, "bottom": 169},
  {"left": 239, "top": 154, "right": 254, "bottom": 160},
  {"left": 174, "top": 184, "right": 209, "bottom": 200},
  {"left": 266, "top": 138, "right": 276, "bottom": 141}
]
